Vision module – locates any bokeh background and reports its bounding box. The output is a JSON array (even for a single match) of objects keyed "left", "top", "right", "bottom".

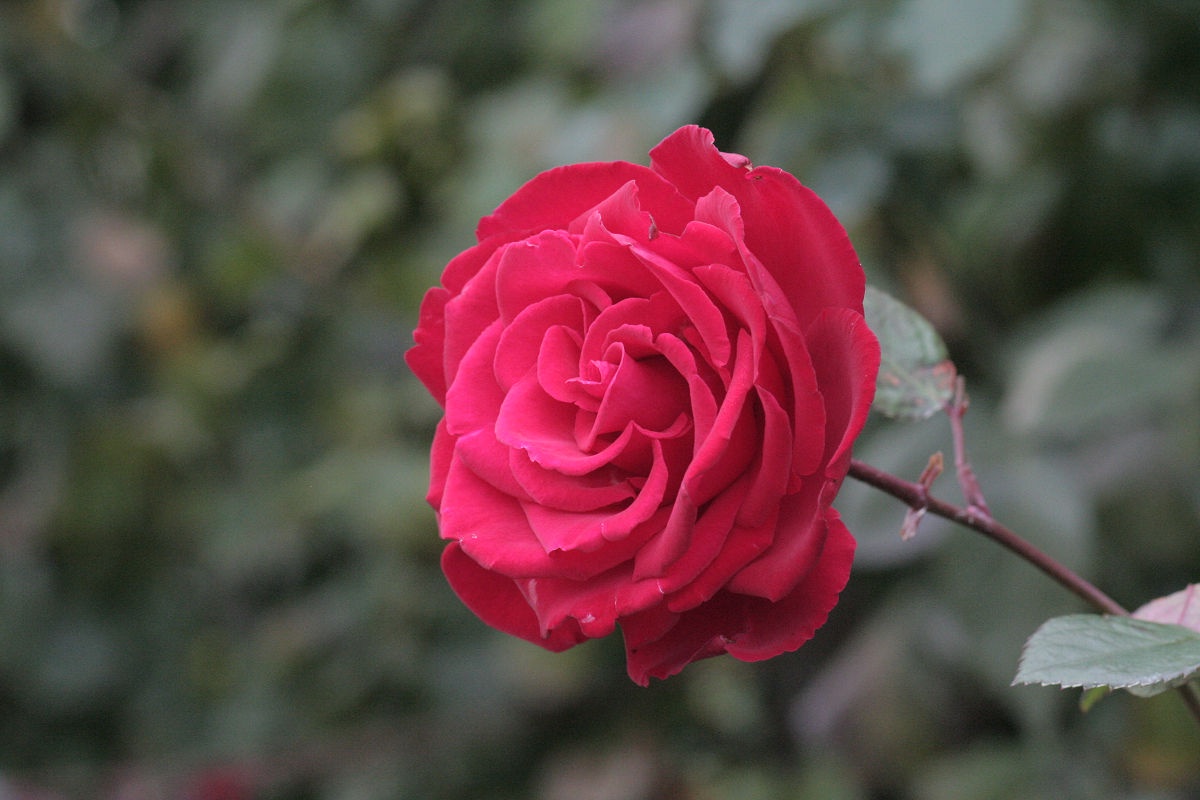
[{"left": 2, "top": 0, "right": 1199, "bottom": 797}]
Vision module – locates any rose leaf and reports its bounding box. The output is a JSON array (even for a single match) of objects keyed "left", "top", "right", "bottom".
[
  {"left": 863, "top": 286, "right": 957, "bottom": 421},
  {"left": 1013, "top": 614, "right": 1200, "bottom": 698}
]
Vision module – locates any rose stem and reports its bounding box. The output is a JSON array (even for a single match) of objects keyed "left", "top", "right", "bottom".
[
  {"left": 847, "top": 458, "right": 1123, "bottom": 614},
  {"left": 846, "top": 458, "right": 1200, "bottom": 727}
]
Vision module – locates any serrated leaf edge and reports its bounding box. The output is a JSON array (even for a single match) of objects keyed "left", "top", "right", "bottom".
[{"left": 1013, "top": 615, "right": 1200, "bottom": 691}]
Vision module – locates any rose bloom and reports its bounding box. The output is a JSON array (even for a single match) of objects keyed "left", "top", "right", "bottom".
[{"left": 407, "top": 125, "right": 879, "bottom": 684}]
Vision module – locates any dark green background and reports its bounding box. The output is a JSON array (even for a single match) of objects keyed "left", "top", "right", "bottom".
[{"left": 1, "top": 1, "right": 1198, "bottom": 797}]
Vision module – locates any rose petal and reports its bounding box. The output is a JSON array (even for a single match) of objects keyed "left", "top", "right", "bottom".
[
  {"left": 725, "top": 475, "right": 828, "bottom": 601},
  {"left": 454, "top": 428, "right": 530, "bottom": 501},
  {"left": 625, "top": 244, "right": 732, "bottom": 371},
  {"left": 406, "top": 286, "right": 451, "bottom": 405},
  {"left": 654, "top": 332, "right": 719, "bottom": 448},
  {"left": 629, "top": 332, "right": 759, "bottom": 581},
  {"left": 664, "top": 510, "right": 777, "bottom": 613},
  {"left": 578, "top": 294, "right": 684, "bottom": 370},
  {"left": 723, "top": 510, "right": 855, "bottom": 660},
  {"left": 576, "top": 180, "right": 656, "bottom": 242},
  {"left": 442, "top": 543, "right": 587, "bottom": 652},
  {"left": 493, "top": 231, "right": 579, "bottom": 324},
  {"left": 737, "top": 385, "right": 792, "bottom": 527},
  {"left": 517, "top": 566, "right": 665, "bottom": 640},
  {"left": 444, "top": 320, "right": 505, "bottom": 437},
  {"left": 692, "top": 260, "right": 823, "bottom": 488},
  {"left": 441, "top": 250, "right": 504, "bottom": 389},
  {"left": 523, "top": 437, "right": 672, "bottom": 552},
  {"left": 622, "top": 511, "right": 855, "bottom": 683},
  {"left": 648, "top": 126, "right": 751, "bottom": 206},
  {"left": 677, "top": 330, "right": 758, "bottom": 509},
  {"left": 646, "top": 218, "right": 739, "bottom": 271},
  {"left": 494, "top": 294, "right": 588, "bottom": 391},
  {"left": 771, "top": 316, "right": 827, "bottom": 478},
  {"left": 444, "top": 457, "right": 655, "bottom": 581},
  {"left": 497, "top": 373, "right": 639, "bottom": 476},
  {"left": 805, "top": 308, "right": 880, "bottom": 477},
  {"left": 587, "top": 347, "right": 688, "bottom": 443},
  {"left": 535, "top": 322, "right": 585, "bottom": 392},
  {"left": 441, "top": 232, "right": 506, "bottom": 294},
  {"left": 737, "top": 169, "right": 866, "bottom": 324},
  {"left": 493, "top": 231, "right": 674, "bottom": 329},
  {"left": 478, "top": 161, "right": 693, "bottom": 241},
  {"left": 440, "top": 456, "right": 555, "bottom": 570},
  {"left": 649, "top": 125, "right": 866, "bottom": 325},
  {"left": 692, "top": 262, "right": 764, "bottom": 351},
  {"left": 574, "top": 239, "right": 663, "bottom": 301},
  {"left": 621, "top": 602, "right": 727, "bottom": 686},
  {"left": 688, "top": 205, "right": 828, "bottom": 479},
  {"left": 427, "top": 418, "right": 454, "bottom": 510},
  {"left": 653, "top": 473, "right": 749, "bottom": 597},
  {"left": 509, "top": 447, "right": 634, "bottom": 513}
]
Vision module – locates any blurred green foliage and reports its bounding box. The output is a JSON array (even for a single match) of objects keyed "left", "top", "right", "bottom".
[{"left": 1, "top": 0, "right": 1198, "bottom": 798}]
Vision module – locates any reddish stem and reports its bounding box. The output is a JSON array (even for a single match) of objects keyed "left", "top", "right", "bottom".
[{"left": 847, "top": 458, "right": 1124, "bottom": 614}]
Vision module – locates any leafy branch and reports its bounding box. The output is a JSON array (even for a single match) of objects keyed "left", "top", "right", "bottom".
[{"left": 855, "top": 286, "right": 1200, "bottom": 728}]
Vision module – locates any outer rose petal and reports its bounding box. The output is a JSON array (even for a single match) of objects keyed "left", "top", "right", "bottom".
[
  {"left": 427, "top": 418, "right": 454, "bottom": 510},
  {"left": 804, "top": 308, "right": 881, "bottom": 475},
  {"left": 649, "top": 125, "right": 865, "bottom": 324},
  {"left": 724, "top": 511, "right": 856, "bottom": 660},
  {"left": 405, "top": 286, "right": 451, "bottom": 405},
  {"left": 478, "top": 161, "right": 694, "bottom": 240},
  {"left": 442, "top": 543, "right": 586, "bottom": 652},
  {"left": 623, "top": 512, "right": 855, "bottom": 685}
]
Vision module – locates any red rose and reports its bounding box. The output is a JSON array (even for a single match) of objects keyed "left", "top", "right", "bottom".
[{"left": 407, "top": 125, "right": 879, "bottom": 684}]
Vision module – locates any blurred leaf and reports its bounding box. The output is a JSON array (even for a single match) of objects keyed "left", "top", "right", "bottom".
[
  {"left": 1, "top": 281, "right": 127, "bottom": 386},
  {"left": 1014, "top": 614, "right": 1200, "bottom": 696},
  {"left": 1002, "top": 285, "right": 1200, "bottom": 439},
  {"left": 312, "top": 166, "right": 404, "bottom": 256},
  {"left": 887, "top": 0, "right": 1028, "bottom": 91},
  {"left": 910, "top": 739, "right": 1113, "bottom": 800},
  {"left": 708, "top": 0, "right": 834, "bottom": 81},
  {"left": 684, "top": 658, "right": 766, "bottom": 738},
  {"left": 864, "top": 286, "right": 957, "bottom": 421}
]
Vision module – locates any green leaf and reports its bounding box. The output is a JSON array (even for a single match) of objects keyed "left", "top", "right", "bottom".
[
  {"left": 1013, "top": 614, "right": 1200, "bottom": 697},
  {"left": 863, "top": 286, "right": 957, "bottom": 421},
  {"left": 1001, "top": 285, "right": 1200, "bottom": 439}
]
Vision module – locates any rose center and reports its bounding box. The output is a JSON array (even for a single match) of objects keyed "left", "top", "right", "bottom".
[{"left": 574, "top": 346, "right": 688, "bottom": 448}]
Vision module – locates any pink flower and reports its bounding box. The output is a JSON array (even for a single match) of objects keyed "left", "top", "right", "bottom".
[{"left": 407, "top": 125, "right": 880, "bottom": 684}]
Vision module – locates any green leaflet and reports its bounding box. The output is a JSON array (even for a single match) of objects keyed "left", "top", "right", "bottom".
[
  {"left": 1014, "top": 614, "right": 1200, "bottom": 697},
  {"left": 863, "top": 286, "right": 957, "bottom": 421}
]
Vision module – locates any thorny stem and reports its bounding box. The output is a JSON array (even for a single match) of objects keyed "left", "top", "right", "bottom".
[
  {"left": 845, "top": 457, "right": 1200, "bottom": 727},
  {"left": 846, "top": 458, "right": 1125, "bottom": 614}
]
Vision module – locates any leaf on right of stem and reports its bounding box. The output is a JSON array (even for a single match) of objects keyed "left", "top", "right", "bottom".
[
  {"left": 863, "top": 286, "right": 957, "bottom": 421},
  {"left": 1013, "top": 614, "right": 1200, "bottom": 698}
]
